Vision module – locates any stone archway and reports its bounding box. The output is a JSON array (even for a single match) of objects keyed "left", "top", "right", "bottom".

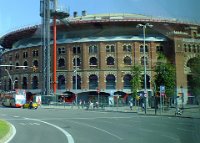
[{"left": 184, "top": 54, "right": 200, "bottom": 104}]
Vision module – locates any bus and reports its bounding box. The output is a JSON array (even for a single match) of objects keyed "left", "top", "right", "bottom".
[{"left": 2, "top": 89, "right": 26, "bottom": 108}]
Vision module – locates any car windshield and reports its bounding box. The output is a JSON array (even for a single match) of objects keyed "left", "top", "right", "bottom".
[{"left": 0, "top": 0, "right": 200, "bottom": 143}]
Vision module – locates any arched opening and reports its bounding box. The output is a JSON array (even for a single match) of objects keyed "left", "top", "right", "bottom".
[
  {"left": 186, "top": 57, "right": 200, "bottom": 104},
  {"left": 73, "top": 75, "right": 81, "bottom": 89},
  {"left": 32, "top": 76, "right": 38, "bottom": 89},
  {"left": 106, "top": 74, "right": 116, "bottom": 89},
  {"left": 124, "top": 56, "right": 132, "bottom": 65},
  {"left": 123, "top": 74, "right": 132, "bottom": 89},
  {"left": 58, "top": 58, "right": 65, "bottom": 67},
  {"left": 22, "top": 77, "right": 27, "bottom": 89},
  {"left": 14, "top": 77, "right": 18, "bottom": 89},
  {"left": 58, "top": 75, "right": 65, "bottom": 89},
  {"left": 89, "top": 57, "right": 97, "bottom": 66},
  {"left": 73, "top": 57, "right": 81, "bottom": 67},
  {"left": 33, "top": 60, "right": 39, "bottom": 67},
  {"left": 89, "top": 74, "right": 98, "bottom": 89},
  {"left": 107, "top": 57, "right": 114, "bottom": 65}
]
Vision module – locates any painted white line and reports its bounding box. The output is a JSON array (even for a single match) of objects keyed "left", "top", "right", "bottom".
[
  {"left": 71, "top": 120, "right": 123, "bottom": 140},
  {"left": 5, "top": 123, "right": 16, "bottom": 143},
  {"left": 26, "top": 118, "right": 74, "bottom": 143},
  {"left": 13, "top": 116, "right": 19, "bottom": 118},
  {"left": 32, "top": 123, "right": 40, "bottom": 126}
]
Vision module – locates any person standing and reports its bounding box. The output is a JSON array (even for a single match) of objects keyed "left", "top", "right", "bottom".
[{"left": 129, "top": 101, "right": 133, "bottom": 110}]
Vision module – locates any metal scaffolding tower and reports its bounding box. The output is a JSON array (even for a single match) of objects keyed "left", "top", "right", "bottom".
[
  {"left": 40, "top": 0, "right": 51, "bottom": 95},
  {"left": 40, "top": 0, "right": 69, "bottom": 95}
]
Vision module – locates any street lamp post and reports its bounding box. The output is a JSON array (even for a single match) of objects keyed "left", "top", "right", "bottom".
[
  {"left": 75, "top": 46, "right": 78, "bottom": 106},
  {"left": 5, "top": 69, "right": 17, "bottom": 90},
  {"left": 137, "top": 23, "right": 153, "bottom": 114}
]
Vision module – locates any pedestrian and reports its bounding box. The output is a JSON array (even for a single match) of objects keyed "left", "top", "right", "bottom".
[
  {"left": 142, "top": 102, "right": 145, "bottom": 111},
  {"left": 29, "top": 100, "right": 33, "bottom": 109},
  {"left": 129, "top": 101, "right": 133, "bottom": 110}
]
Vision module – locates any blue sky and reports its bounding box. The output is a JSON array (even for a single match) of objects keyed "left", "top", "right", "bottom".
[{"left": 0, "top": 0, "right": 200, "bottom": 37}]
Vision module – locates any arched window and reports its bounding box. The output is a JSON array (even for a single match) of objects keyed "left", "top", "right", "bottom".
[
  {"left": 32, "top": 76, "right": 38, "bottom": 89},
  {"left": 124, "top": 56, "right": 132, "bottom": 65},
  {"left": 15, "top": 62, "right": 20, "bottom": 69},
  {"left": 89, "top": 74, "right": 98, "bottom": 89},
  {"left": 123, "top": 74, "right": 132, "bottom": 89},
  {"left": 73, "top": 75, "right": 81, "bottom": 89},
  {"left": 106, "top": 45, "right": 115, "bottom": 52},
  {"left": 141, "top": 57, "right": 148, "bottom": 65},
  {"left": 188, "top": 45, "right": 191, "bottom": 52},
  {"left": 90, "top": 57, "right": 97, "bottom": 66},
  {"left": 89, "top": 45, "right": 97, "bottom": 53},
  {"left": 58, "top": 58, "right": 65, "bottom": 67},
  {"left": 106, "top": 74, "right": 116, "bottom": 89},
  {"left": 73, "top": 57, "right": 81, "bottom": 67},
  {"left": 107, "top": 57, "right": 114, "bottom": 65},
  {"left": 33, "top": 60, "right": 39, "bottom": 67},
  {"left": 23, "top": 61, "right": 28, "bottom": 68},
  {"left": 193, "top": 45, "right": 196, "bottom": 53},
  {"left": 73, "top": 46, "right": 81, "bottom": 54},
  {"left": 14, "top": 77, "right": 18, "bottom": 89},
  {"left": 58, "top": 75, "right": 65, "bottom": 89},
  {"left": 22, "top": 77, "right": 27, "bottom": 89},
  {"left": 58, "top": 47, "right": 65, "bottom": 54},
  {"left": 140, "top": 45, "right": 148, "bottom": 52},
  {"left": 123, "top": 45, "right": 132, "bottom": 52},
  {"left": 111, "top": 45, "right": 115, "bottom": 52}
]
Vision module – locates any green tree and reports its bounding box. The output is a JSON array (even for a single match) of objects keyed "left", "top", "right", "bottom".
[
  {"left": 131, "top": 65, "right": 142, "bottom": 98},
  {"left": 154, "top": 54, "right": 176, "bottom": 97}
]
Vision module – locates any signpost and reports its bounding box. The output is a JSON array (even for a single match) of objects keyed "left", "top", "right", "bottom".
[{"left": 160, "top": 85, "right": 165, "bottom": 114}]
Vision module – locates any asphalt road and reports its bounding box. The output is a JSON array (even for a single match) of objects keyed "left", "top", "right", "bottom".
[{"left": 0, "top": 107, "right": 200, "bottom": 143}]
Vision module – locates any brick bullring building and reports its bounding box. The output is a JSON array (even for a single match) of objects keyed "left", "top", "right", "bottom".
[{"left": 0, "top": 13, "right": 200, "bottom": 104}]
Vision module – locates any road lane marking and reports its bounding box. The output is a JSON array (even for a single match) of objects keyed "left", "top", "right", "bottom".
[
  {"left": 32, "top": 123, "right": 40, "bottom": 126},
  {"left": 70, "top": 120, "right": 123, "bottom": 140},
  {"left": 31, "top": 116, "right": 135, "bottom": 121},
  {"left": 25, "top": 118, "right": 74, "bottom": 143},
  {"left": 13, "top": 116, "right": 19, "bottom": 118},
  {"left": 4, "top": 123, "right": 16, "bottom": 143}
]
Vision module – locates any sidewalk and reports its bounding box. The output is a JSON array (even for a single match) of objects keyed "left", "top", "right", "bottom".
[{"left": 40, "top": 104, "right": 200, "bottom": 119}]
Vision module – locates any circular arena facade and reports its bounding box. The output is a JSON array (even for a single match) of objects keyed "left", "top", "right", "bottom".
[{"left": 0, "top": 13, "right": 200, "bottom": 104}]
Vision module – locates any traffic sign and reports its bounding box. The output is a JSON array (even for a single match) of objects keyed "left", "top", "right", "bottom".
[{"left": 160, "top": 86, "right": 165, "bottom": 93}]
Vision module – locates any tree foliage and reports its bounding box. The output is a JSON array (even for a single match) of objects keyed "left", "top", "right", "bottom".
[
  {"left": 154, "top": 54, "right": 176, "bottom": 97},
  {"left": 131, "top": 65, "right": 142, "bottom": 98}
]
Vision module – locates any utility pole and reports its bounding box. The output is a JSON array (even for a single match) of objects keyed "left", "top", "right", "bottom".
[{"left": 136, "top": 23, "right": 153, "bottom": 114}]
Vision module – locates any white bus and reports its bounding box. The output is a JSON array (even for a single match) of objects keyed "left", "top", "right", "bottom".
[{"left": 2, "top": 89, "right": 26, "bottom": 108}]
